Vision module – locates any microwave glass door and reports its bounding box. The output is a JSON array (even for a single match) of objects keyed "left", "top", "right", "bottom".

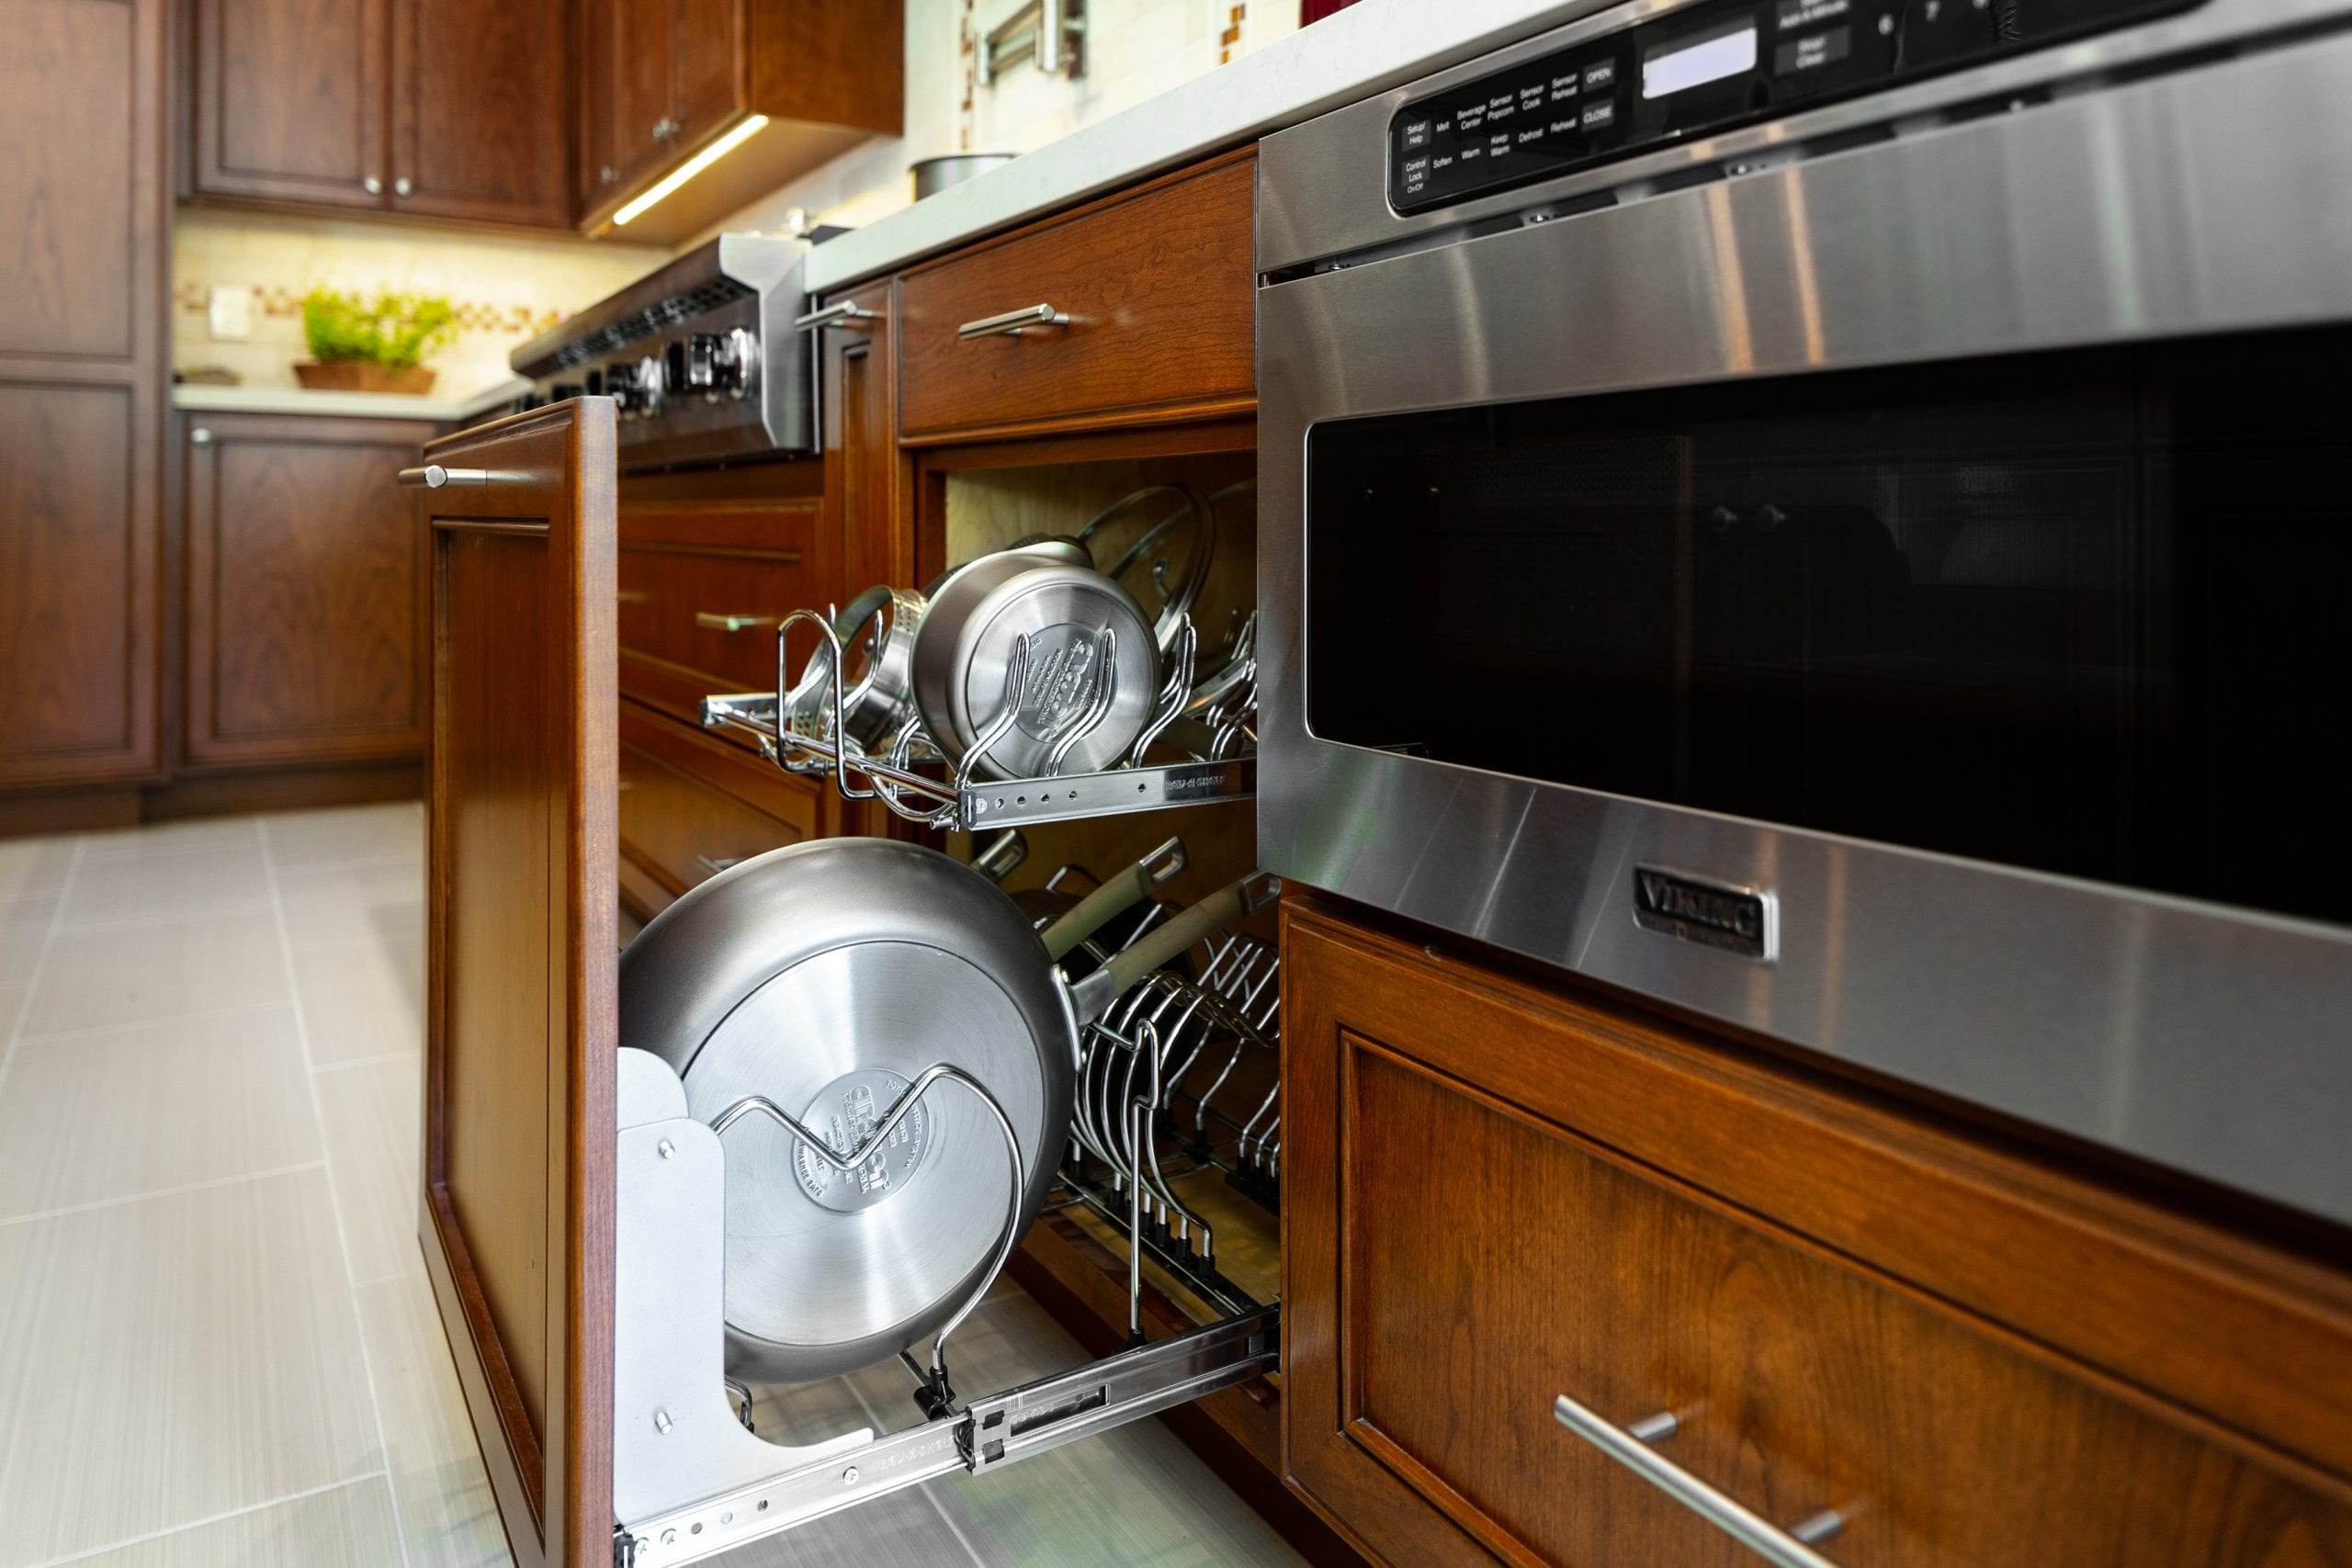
[{"left": 1305, "top": 325, "right": 2352, "bottom": 928}]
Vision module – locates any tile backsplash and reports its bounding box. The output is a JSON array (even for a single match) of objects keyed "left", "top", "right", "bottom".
[{"left": 173, "top": 209, "right": 669, "bottom": 398}]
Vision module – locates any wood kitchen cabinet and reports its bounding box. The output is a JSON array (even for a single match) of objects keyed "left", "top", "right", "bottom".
[
  {"left": 182, "top": 412, "right": 435, "bottom": 771},
  {"left": 189, "top": 0, "right": 569, "bottom": 229},
  {"left": 0, "top": 0, "right": 167, "bottom": 802},
  {"left": 1281, "top": 896, "right": 2352, "bottom": 1567},
  {"left": 572, "top": 0, "right": 900, "bottom": 243}
]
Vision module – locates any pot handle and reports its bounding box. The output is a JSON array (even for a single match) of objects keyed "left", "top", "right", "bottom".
[
  {"left": 1102, "top": 871, "right": 1280, "bottom": 999},
  {"left": 1040, "top": 836, "right": 1186, "bottom": 961}
]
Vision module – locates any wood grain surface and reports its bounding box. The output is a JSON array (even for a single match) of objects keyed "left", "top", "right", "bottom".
[
  {"left": 190, "top": 0, "right": 388, "bottom": 209},
  {"left": 390, "top": 0, "right": 570, "bottom": 227},
  {"left": 1282, "top": 897, "right": 2352, "bottom": 1568},
  {"left": 897, "top": 149, "right": 1258, "bottom": 443},
  {"left": 419, "top": 400, "right": 616, "bottom": 1568},
  {"left": 182, "top": 413, "right": 436, "bottom": 769}
]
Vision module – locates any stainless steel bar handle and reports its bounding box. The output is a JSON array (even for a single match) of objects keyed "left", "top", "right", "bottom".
[
  {"left": 694, "top": 612, "right": 777, "bottom": 632},
  {"left": 1552, "top": 1394, "right": 1844, "bottom": 1568},
  {"left": 793, "top": 300, "right": 879, "bottom": 333},
  {"left": 957, "top": 302, "right": 1072, "bottom": 339},
  {"left": 397, "top": 464, "right": 491, "bottom": 489}
]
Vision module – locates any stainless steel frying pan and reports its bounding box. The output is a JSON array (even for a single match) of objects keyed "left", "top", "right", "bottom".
[{"left": 615, "top": 836, "right": 1264, "bottom": 1385}]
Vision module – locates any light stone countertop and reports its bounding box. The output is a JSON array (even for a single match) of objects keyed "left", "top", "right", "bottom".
[
  {"left": 171, "top": 378, "right": 528, "bottom": 423},
  {"left": 803, "top": 0, "right": 1588, "bottom": 294}
]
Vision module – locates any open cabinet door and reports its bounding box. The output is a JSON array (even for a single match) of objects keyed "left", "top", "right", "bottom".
[{"left": 416, "top": 401, "right": 618, "bottom": 1568}]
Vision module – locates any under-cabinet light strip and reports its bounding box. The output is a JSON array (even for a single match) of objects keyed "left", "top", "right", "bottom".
[{"left": 613, "top": 114, "right": 771, "bottom": 227}]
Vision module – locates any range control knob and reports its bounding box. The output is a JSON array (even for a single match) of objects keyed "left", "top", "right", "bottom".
[
  {"left": 713, "top": 327, "right": 759, "bottom": 400},
  {"left": 632, "top": 354, "right": 666, "bottom": 417}
]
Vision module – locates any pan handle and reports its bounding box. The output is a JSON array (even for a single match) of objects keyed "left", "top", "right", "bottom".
[
  {"left": 1101, "top": 872, "right": 1280, "bottom": 1000},
  {"left": 1039, "top": 836, "right": 1186, "bottom": 961}
]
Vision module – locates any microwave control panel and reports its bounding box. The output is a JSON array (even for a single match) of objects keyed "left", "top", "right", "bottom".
[{"left": 1387, "top": 0, "right": 2202, "bottom": 213}]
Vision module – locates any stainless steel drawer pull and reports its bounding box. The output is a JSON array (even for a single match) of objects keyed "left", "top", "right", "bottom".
[
  {"left": 957, "top": 302, "right": 1072, "bottom": 340},
  {"left": 1553, "top": 1393, "right": 1844, "bottom": 1568},
  {"left": 794, "top": 300, "right": 880, "bottom": 333},
  {"left": 695, "top": 612, "right": 778, "bottom": 632},
  {"left": 397, "top": 464, "right": 491, "bottom": 489}
]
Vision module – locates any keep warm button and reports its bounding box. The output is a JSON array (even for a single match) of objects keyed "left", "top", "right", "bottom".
[{"left": 1774, "top": 27, "right": 1852, "bottom": 72}]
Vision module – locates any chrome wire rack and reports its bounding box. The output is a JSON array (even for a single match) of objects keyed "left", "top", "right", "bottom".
[{"left": 702, "top": 601, "right": 1256, "bottom": 831}]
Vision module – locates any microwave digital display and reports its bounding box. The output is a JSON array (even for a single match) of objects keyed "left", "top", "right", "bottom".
[{"left": 1644, "top": 18, "right": 1759, "bottom": 97}]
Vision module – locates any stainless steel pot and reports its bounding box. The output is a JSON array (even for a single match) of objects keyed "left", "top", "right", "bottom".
[
  {"left": 910, "top": 554, "right": 1160, "bottom": 779},
  {"left": 616, "top": 835, "right": 1193, "bottom": 1384},
  {"left": 910, "top": 152, "right": 1013, "bottom": 200}
]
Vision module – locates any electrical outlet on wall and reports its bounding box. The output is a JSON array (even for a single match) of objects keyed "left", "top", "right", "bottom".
[{"left": 207, "top": 285, "right": 254, "bottom": 341}]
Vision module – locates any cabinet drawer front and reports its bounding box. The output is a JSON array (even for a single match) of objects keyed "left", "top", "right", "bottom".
[
  {"left": 1283, "top": 905, "right": 2352, "bottom": 1568},
  {"left": 616, "top": 500, "right": 820, "bottom": 729},
  {"left": 896, "top": 152, "right": 1255, "bottom": 442},
  {"left": 618, "top": 703, "right": 822, "bottom": 909}
]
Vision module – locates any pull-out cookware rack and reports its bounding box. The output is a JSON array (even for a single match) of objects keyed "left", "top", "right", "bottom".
[
  {"left": 701, "top": 599, "right": 1255, "bottom": 829},
  {"left": 612, "top": 877, "right": 1283, "bottom": 1567}
]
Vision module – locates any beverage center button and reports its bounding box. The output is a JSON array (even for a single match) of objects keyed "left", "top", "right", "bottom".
[{"left": 1401, "top": 117, "right": 1431, "bottom": 150}]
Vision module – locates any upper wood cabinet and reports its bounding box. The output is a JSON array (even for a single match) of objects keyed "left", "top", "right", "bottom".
[
  {"left": 182, "top": 413, "right": 435, "bottom": 772},
  {"left": 189, "top": 0, "right": 569, "bottom": 229},
  {"left": 0, "top": 0, "right": 166, "bottom": 795},
  {"left": 574, "top": 0, "right": 900, "bottom": 243}
]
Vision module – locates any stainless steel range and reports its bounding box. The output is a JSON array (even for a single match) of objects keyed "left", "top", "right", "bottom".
[
  {"left": 1258, "top": 0, "right": 2352, "bottom": 1225},
  {"left": 510, "top": 231, "right": 835, "bottom": 471}
]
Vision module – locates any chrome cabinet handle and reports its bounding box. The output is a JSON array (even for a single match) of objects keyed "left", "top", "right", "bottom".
[
  {"left": 1552, "top": 1394, "right": 1845, "bottom": 1568},
  {"left": 189, "top": 427, "right": 213, "bottom": 446},
  {"left": 394, "top": 176, "right": 413, "bottom": 197},
  {"left": 956, "top": 302, "right": 1071, "bottom": 340},
  {"left": 398, "top": 464, "right": 491, "bottom": 488},
  {"left": 695, "top": 612, "right": 777, "bottom": 632},
  {"left": 363, "top": 175, "right": 383, "bottom": 195},
  {"left": 794, "top": 300, "right": 880, "bottom": 333}
]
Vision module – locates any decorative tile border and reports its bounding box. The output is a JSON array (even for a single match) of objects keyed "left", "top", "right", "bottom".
[{"left": 171, "top": 282, "right": 563, "bottom": 336}]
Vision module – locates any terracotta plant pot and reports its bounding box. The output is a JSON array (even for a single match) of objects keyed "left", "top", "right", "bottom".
[{"left": 293, "top": 361, "right": 437, "bottom": 395}]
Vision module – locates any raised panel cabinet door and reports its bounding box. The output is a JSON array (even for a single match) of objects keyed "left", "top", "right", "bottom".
[
  {"left": 390, "top": 0, "right": 569, "bottom": 227},
  {"left": 571, "top": 0, "right": 618, "bottom": 214},
  {"left": 1, "top": 0, "right": 141, "bottom": 359},
  {"left": 1281, "top": 899, "right": 2352, "bottom": 1568},
  {"left": 671, "top": 0, "right": 744, "bottom": 152},
  {"left": 421, "top": 400, "right": 617, "bottom": 1568},
  {"left": 183, "top": 415, "right": 435, "bottom": 769},
  {"left": 191, "top": 0, "right": 389, "bottom": 209},
  {"left": 610, "top": 0, "right": 678, "bottom": 191}
]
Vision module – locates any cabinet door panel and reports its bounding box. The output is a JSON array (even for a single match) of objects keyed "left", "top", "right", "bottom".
[
  {"left": 1, "top": 0, "right": 138, "bottom": 358},
  {"left": 614, "top": 499, "right": 823, "bottom": 729},
  {"left": 611, "top": 0, "right": 678, "bottom": 190},
  {"left": 0, "top": 384, "right": 153, "bottom": 784},
  {"left": 1283, "top": 902, "right": 2352, "bottom": 1568},
  {"left": 391, "top": 0, "right": 568, "bottom": 226},
  {"left": 672, "top": 0, "right": 743, "bottom": 150},
  {"left": 184, "top": 415, "right": 434, "bottom": 769},
  {"left": 191, "top": 0, "right": 386, "bottom": 209},
  {"left": 422, "top": 401, "right": 616, "bottom": 1568}
]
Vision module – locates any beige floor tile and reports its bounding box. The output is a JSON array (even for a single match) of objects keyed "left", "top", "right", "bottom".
[
  {"left": 0, "top": 1008, "right": 321, "bottom": 1221},
  {"left": 263, "top": 805, "right": 424, "bottom": 873},
  {"left": 0, "top": 836, "right": 75, "bottom": 904},
  {"left": 81, "top": 816, "right": 261, "bottom": 863},
  {"left": 58, "top": 845, "right": 275, "bottom": 931},
  {"left": 65, "top": 1478, "right": 404, "bottom": 1568},
  {"left": 316, "top": 1055, "right": 424, "bottom": 1285},
  {"left": 275, "top": 861, "right": 425, "bottom": 953},
  {"left": 17, "top": 913, "right": 290, "bottom": 1036},
  {"left": 356, "top": 1273, "right": 511, "bottom": 1568},
  {"left": 291, "top": 934, "right": 425, "bottom": 1066},
  {"left": 0, "top": 1170, "right": 384, "bottom": 1566},
  {"left": 1, "top": 897, "right": 55, "bottom": 983}
]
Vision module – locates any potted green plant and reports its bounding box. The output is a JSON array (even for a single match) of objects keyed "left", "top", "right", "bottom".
[{"left": 294, "top": 288, "right": 458, "bottom": 394}]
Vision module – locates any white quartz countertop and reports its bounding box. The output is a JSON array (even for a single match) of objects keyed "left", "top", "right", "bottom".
[
  {"left": 172, "top": 378, "right": 528, "bottom": 423},
  {"left": 804, "top": 0, "right": 1589, "bottom": 293}
]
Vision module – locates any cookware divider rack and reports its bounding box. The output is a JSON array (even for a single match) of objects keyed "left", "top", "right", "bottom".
[
  {"left": 701, "top": 602, "right": 1254, "bottom": 830},
  {"left": 611, "top": 881, "right": 1284, "bottom": 1568}
]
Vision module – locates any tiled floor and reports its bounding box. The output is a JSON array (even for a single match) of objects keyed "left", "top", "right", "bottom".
[{"left": 0, "top": 807, "right": 1302, "bottom": 1568}]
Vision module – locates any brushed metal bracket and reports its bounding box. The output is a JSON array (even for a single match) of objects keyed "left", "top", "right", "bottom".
[{"left": 983, "top": 0, "right": 1085, "bottom": 85}]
